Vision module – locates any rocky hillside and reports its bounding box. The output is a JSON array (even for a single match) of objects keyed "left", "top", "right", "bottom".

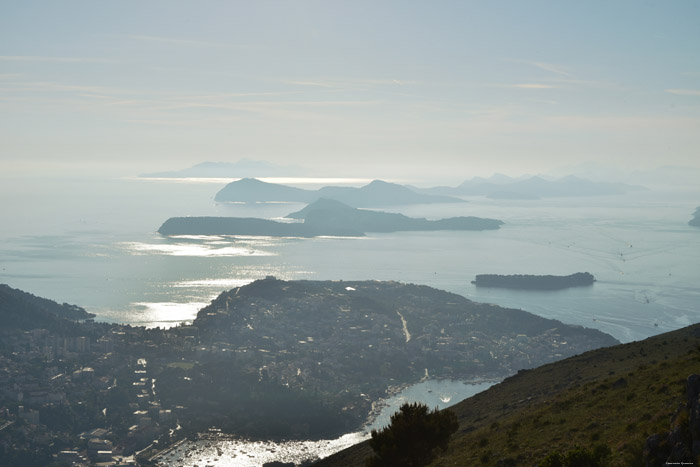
[
  {"left": 192, "top": 278, "right": 617, "bottom": 432},
  {"left": 314, "top": 323, "right": 700, "bottom": 466}
]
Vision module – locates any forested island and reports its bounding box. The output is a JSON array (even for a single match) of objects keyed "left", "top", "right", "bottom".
[
  {"left": 158, "top": 198, "right": 503, "bottom": 236},
  {"left": 0, "top": 278, "right": 616, "bottom": 466},
  {"left": 472, "top": 272, "right": 595, "bottom": 290}
]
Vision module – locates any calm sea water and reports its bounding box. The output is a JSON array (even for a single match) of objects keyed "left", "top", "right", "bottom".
[
  {"left": 1, "top": 175, "right": 698, "bottom": 343},
  {"left": 152, "top": 379, "right": 496, "bottom": 466},
  {"left": 1, "top": 175, "right": 699, "bottom": 463}
]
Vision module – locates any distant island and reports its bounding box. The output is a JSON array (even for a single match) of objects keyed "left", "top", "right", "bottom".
[
  {"left": 414, "top": 174, "right": 646, "bottom": 199},
  {"left": 690, "top": 206, "right": 700, "bottom": 227},
  {"left": 159, "top": 198, "right": 503, "bottom": 236},
  {"left": 214, "top": 178, "right": 465, "bottom": 206},
  {"left": 140, "top": 159, "right": 306, "bottom": 178},
  {"left": 472, "top": 272, "right": 595, "bottom": 290}
]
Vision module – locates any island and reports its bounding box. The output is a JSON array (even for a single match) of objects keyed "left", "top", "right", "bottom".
[
  {"left": 690, "top": 206, "right": 700, "bottom": 227},
  {"left": 0, "top": 279, "right": 617, "bottom": 465},
  {"left": 472, "top": 272, "right": 596, "bottom": 290},
  {"left": 214, "top": 178, "right": 465, "bottom": 206},
  {"left": 415, "top": 174, "right": 646, "bottom": 199},
  {"left": 158, "top": 198, "right": 504, "bottom": 236},
  {"left": 140, "top": 159, "right": 306, "bottom": 178}
]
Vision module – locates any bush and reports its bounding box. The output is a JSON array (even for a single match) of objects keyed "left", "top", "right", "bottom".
[
  {"left": 366, "top": 402, "right": 459, "bottom": 467},
  {"left": 540, "top": 444, "right": 611, "bottom": 467}
]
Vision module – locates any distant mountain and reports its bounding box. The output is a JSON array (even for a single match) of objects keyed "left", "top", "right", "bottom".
[
  {"left": 315, "top": 180, "right": 463, "bottom": 206},
  {"left": 140, "top": 159, "right": 305, "bottom": 178},
  {"left": 690, "top": 206, "right": 700, "bottom": 227},
  {"left": 554, "top": 164, "right": 700, "bottom": 188},
  {"left": 214, "top": 177, "right": 311, "bottom": 203},
  {"left": 214, "top": 178, "right": 465, "bottom": 206},
  {"left": 416, "top": 174, "right": 646, "bottom": 199},
  {"left": 315, "top": 323, "right": 700, "bottom": 467},
  {"left": 0, "top": 284, "right": 94, "bottom": 334},
  {"left": 159, "top": 198, "right": 503, "bottom": 236}
]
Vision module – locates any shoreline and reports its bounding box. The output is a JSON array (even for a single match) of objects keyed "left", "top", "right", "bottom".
[{"left": 151, "top": 377, "right": 502, "bottom": 465}]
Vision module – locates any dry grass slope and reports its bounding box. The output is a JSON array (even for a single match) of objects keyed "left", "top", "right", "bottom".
[{"left": 315, "top": 323, "right": 700, "bottom": 467}]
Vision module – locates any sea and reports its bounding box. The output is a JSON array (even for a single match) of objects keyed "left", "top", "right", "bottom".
[{"left": 1, "top": 174, "right": 699, "bottom": 464}]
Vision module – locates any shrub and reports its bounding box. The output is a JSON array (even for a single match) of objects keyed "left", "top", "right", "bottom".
[
  {"left": 365, "top": 402, "right": 459, "bottom": 467},
  {"left": 539, "top": 444, "right": 611, "bottom": 467}
]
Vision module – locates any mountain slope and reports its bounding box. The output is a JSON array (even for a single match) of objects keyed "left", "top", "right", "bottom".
[
  {"left": 315, "top": 323, "right": 700, "bottom": 466},
  {"left": 0, "top": 284, "right": 95, "bottom": 334}
]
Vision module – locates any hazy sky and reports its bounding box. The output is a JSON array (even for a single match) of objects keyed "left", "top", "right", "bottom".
[{"left": 1, "top": 1, "right": 699, "bottom": 179}]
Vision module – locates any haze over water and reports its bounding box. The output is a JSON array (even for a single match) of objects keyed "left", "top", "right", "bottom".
[{"left": 1, "top": 175, "right": 698, "bottom": 344}]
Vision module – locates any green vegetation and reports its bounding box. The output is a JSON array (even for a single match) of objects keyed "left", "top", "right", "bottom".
[
  {"left": 539, "top": 445, "right": 611, "bottom": 467},
  {"left": 366, "top": 403, "right": 458, "bottom": 467},
  {"left": 0, "top": 284, "right": 96, "bottom": 335},
  {"left": 315, "top": 324, "right": 700, "bottom": 467},
  {"left": 433, "top": 326, "right": 700, "bottom": 466}
]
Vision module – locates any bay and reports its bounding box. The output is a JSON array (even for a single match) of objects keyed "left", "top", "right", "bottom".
[
  {"left": 157, "top": 379, "right": 496, "bottom": 466},
  {"left": 2, "top": 174, "right": 699, "bottom": 465}
]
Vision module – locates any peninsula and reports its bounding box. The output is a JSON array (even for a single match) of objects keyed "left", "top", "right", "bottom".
[
  {"left": 472, "top": 272, "right": 596, "bottom": 290},
  {"left": 0, "top": 279, "right": 617, "bottom": 465},
  {"left": 158, "top": 198, "right": 503, "bottom": 236}
]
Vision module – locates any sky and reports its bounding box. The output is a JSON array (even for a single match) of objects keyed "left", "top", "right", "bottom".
[{"left": 1, "top": 1, "right": 699, "bottom": 180}]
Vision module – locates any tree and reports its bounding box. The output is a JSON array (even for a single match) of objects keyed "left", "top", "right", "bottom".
[{"left": 366, "top": 402, "right": 459, "bottom": 467}]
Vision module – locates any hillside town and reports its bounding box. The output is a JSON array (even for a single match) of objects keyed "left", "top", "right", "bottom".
[{"left": 0, "top": 278, "right": 617, "bottom": 466}]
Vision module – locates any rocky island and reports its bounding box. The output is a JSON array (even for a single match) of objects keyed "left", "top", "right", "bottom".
[
  {"left": 158, "top": 198, "right": 503, "bottom": 237},
  {"left": 472, "top": 272, "right": 596, "bottom": 290},
  {"left": 0, "top": 279, "right": 617, "bottom": 465},
  {"left": 690, "top": 206, "right": 700, "bottom": 227}
]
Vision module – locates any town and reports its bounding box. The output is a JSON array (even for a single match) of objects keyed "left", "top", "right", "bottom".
[{"left": 0, "top": 278, "right": 618, "bottom": 466}]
